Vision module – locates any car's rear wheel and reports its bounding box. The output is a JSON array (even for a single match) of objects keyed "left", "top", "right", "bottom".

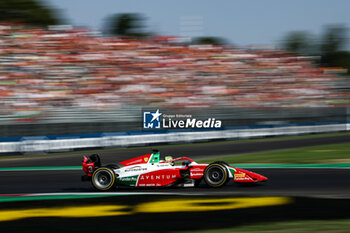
[
  {"left": 92, "top": 167, "right": 116, "bottom": 191},
  {"left": 204, "top": 163, "right": 228, "bottom": 188}
]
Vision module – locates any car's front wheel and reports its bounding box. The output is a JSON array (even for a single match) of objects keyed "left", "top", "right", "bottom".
[
  {"left": 204, "top": 163, "right": 228, "bottom": 188},
  {"left": 91, "top": 167, "right": 116, "bottom": 191}
]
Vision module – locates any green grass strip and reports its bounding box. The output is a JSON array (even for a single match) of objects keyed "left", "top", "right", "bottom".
[
  {"left": 199, "top": 142, "right": 350, "bottom": 164},
  {"left": 0, "top": 194, "right": 112, "bottom": 203},
  {"left": 0, "top": 193, "right": 151, "bottom": 203},
  {"left": 178, "top": 219, "right": 350, "bottom": 233}
]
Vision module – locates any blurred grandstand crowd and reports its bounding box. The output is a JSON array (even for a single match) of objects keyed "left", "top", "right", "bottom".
[{"left": 0, "top": 23, "right": 349, "bottom": 121}]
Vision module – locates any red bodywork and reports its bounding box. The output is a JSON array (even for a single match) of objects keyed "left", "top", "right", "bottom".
[
  {"left": 233, "top": 168, "right": 268, "bottom": 183},
  {"left": 82, "top": 156, "right": 95, "bottom": 177},
  {"left": 120, "top": 154, "right": 152, "bottom": 166}
]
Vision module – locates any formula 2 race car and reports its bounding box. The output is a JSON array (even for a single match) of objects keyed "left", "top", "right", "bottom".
[{"left": 82, "top": 150, "right": 268, "bottom": 191}]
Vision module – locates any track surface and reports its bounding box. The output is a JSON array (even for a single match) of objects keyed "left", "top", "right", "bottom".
[
  {"left": 1, "top": 195, "right": 350, "bottom": 233},
  {"left": 0, "top": 135, "right": 350, "bottom": 233},
  {"left": 0, "top": 168, "right": 349, "bottom": 197},
  {"left": 0, "top": 134, "right": 349, "bottom": 196}
]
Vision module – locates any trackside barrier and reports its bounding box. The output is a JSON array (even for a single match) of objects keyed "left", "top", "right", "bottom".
[{"left": 0, "top": 122, "right": 348, "bottom": 153}]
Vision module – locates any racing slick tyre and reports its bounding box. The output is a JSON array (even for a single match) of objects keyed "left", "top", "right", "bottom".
[
  {"left": 91, "top": 167, "right": 116, "bottom": 191},
  {"left": 204, "top": 163, "right": 229, "bottom": 188},
  {"left": 213, "top": 161, "right": 229, "bottom": 166}
]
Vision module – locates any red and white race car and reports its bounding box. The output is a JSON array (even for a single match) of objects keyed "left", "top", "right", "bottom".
[{"left": 82, "top": 150, "right": 268, "bottom": 191}]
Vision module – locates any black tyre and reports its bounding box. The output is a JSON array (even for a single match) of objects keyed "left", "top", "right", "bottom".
[
  {"left": 213, "top": 161, "right": 229, "bottom": 166},
  {"left": 204, "top": 163, "right": 228, "bottom": 188},
  {"left": 91, "top": 167, "right": 116, "bottom": 191}
]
